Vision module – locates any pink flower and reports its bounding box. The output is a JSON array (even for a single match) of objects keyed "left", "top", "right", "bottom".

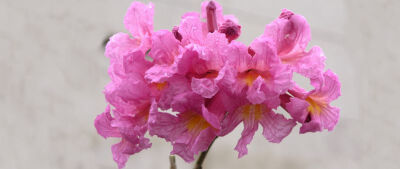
[
  {"left": 281, "top": 70, "right": 341, "bottom": 133},
  {"left": 105, "top": 1, "right": 154, "bottom": 60},
  {"left": 224, "top": 37, "right": 293, "bottom": 108},
  {"left": 263, "top": 9, "right": 325, "bottom": 78},
  {"left": 148, "top": 92, "right": 224, "bottom": 162},
  {"left": 219, "top": 91, "right": 296, "bottom": 157}
]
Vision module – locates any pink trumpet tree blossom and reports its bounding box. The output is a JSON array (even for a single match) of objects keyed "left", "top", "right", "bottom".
[{"left": 95, "top": 1, "right": 341, "bottom": 168}]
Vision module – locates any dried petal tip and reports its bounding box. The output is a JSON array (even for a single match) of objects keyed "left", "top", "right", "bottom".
[
  {"left": 172, "top": 26, "right": 182, "bottom": 41},
  {"left": 248, "top": 47, "right": 255, "bottom": 56},
  {"left": 219, "top": 20, "right": 241, "bottom": 42},
  {"left": 206, "top": 1, "right": 218, "bottom": 32},
  {"left": 279, "top": 9, "right": 294, "bottom": 19}
]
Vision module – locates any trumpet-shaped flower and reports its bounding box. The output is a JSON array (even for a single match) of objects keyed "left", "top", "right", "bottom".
[
  {"left": 149, "top": 92, "right": 223, "bottom": 162},
  {"left": 281, "top": 70, "right": 341, "bottom": 133},
  {"left": 263, "top": 9, "right": 325, "bottom": 78},
  {"left": 220, "top": 91, "right": 296, "bottom": 157},
  {"left": 225, "top": 37, "right": 292, "bottom": 107}
]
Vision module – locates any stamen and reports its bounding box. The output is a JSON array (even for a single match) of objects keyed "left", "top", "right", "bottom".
[
  {"left": 218, "top": 19, "right": 241, "bottom": 42},
  {"left": 172, "top": 26, "right": 182, "bottom": 41},
  {"left": 206, "top": 1, "right": 218, "bottom": 32}
]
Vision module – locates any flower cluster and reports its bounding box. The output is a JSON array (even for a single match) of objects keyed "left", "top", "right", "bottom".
[{"left": 95, "top": 1, "right": 341, "bottom": 168}]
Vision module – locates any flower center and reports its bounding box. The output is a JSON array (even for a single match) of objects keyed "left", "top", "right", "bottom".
[
  {"left": 240, "top": 104, "right": 264, "bottom": 120},
  {"left": 152, "top": 82, "right": 168, "bottom": 90},
  {"left": 186, "top": 113, "right": 211, "bottom": 133},
  {"left": 238, "top": 69, "right": 270, "bottom": 86},
  {"left": 305, "top": 97, "right": 326, "bottom": 115}
]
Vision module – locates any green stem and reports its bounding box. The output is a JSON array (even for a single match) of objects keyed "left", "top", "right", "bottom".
[{"left": 194, "top": 137, "right": 218, "bottom": 169}]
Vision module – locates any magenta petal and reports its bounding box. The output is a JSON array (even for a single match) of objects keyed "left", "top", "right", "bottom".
[
  {"left": 124, "top": 2, "right": 154, "bottom": 38},
  {"left": 201, "top": 105, "right": 221, "bottom": 129},
  {"left": 234, "top": 119, "right": 258, "bottom": 158},
  {"left": 94, "top": 106, "right": 121, "bottom": 138},
  {"left": 259, "top": 111, "right": 296, "bottom": 143}
]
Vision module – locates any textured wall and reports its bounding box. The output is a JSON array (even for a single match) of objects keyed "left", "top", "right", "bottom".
[{"left": 1, "top": 0, "right": 399, "bottom": 169}]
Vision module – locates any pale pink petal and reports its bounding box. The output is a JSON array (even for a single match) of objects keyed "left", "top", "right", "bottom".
[
  {"left": 191, "top": 77, "right": 219, "bottom": 98},
  {"left": 178, "top": 14, "right": 204, "bottom": 45},
  {"left": 124, "top": 2, "right": 154, "bottom": 38},
  {"left": 284, "top": 97, "right": 309, "bottom": 123},
  {"left": 105, "top": 33, "right": 141, "bottom": 60},
  {"left": 94, "top": 105, "right": 121, "bottom": 138},
  {"left": 293, "top": 46, "right": 326, "bottom": 78},
  {"left": 149, "top": 30, "right": 181, "bottom": 65},
  {"left": 158, "top": 76, "right": 191, "bottom": 110},
  {"left": 259, "top": 110, "right": 296, "bottom": 143},
  {"left": 111, "top": 138, "right": 150, "bottom": 169},
  {"left": 145, "top": 64, "right": 176, "bottom": 83},
  {"left": 263, "top": 9, "right": 311, "bottom": 58},
  {"left": 246, "top": 77, "right": 267, "bottom": 104},
  {"left": 235, "top": 118, "right": 258, "bottom": 158},
  {"left": 122, "top": 50, "right": 153, "bottom": 77},
  {"left": 201, "top": 105, "right": 221, "bottom": 129},
  {"left": 148, "top": 102, "right": 183, "bottom": 141},
  {"left": 299, "top": 119, "right": 323, "bottom": 134},
  {"left": 311, "top": 70, "right": 341, "bottom": 102},
  {"left": 319, "top": 105, "right": 340, "bottom": 131},
  {"left": 220, "top": 109, "right": 242, "bottom": 136},
  {"left": 249, "top": 37, "right": 280, "bottom": 70},
  {"left": 227, "top": 41, "right": 252, "bottom": 72}
]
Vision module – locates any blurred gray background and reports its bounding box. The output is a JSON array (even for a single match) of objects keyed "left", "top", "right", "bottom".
[{"left": 1, "top": 0, "right": 399, "bottom": 168}]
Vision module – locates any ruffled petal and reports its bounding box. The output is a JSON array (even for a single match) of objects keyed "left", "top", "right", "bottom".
[
  {"left": 259, "top": 110, "right": 296, "bottom": 143},
  {"left": 293, "top": 46, "right": 326, "bottom": 78},
  {"left": 105, "top": 33, "right": 141, "bottom": 60},
  {"left": 191, "top": 77, "right": 219, "bottom": 98},
  {"left": 111, "top": 138, "right": 150, "bottom": 169},
  {"left": 246, "top": 77, "right": 267, "bottom": 104},
  {"left": 148, "top": 102, "right": 183, "bottom": 141},
  {"left": 235, "top": 118, "right": 258, "bottom": 158},
  {"left": 124, "top": 2, "right": 154, "bottom": 38},
  {"left": 94, "top": 105, "right": 121, "bottom": 138},
  {"left": 149, "top": 30, "right": 181, "bottom": 65},
  {"left": 284, "top": 97, "right": 309, "bottom": 123},
  {"left": 311, "top": 70, "right": 341, "bottom": 102},
  {"left": 178, "top": 14, "right": 205, "bottom": 45},
  {"left": 319, "top": 105, "right": 340, "bottom": 131}
]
